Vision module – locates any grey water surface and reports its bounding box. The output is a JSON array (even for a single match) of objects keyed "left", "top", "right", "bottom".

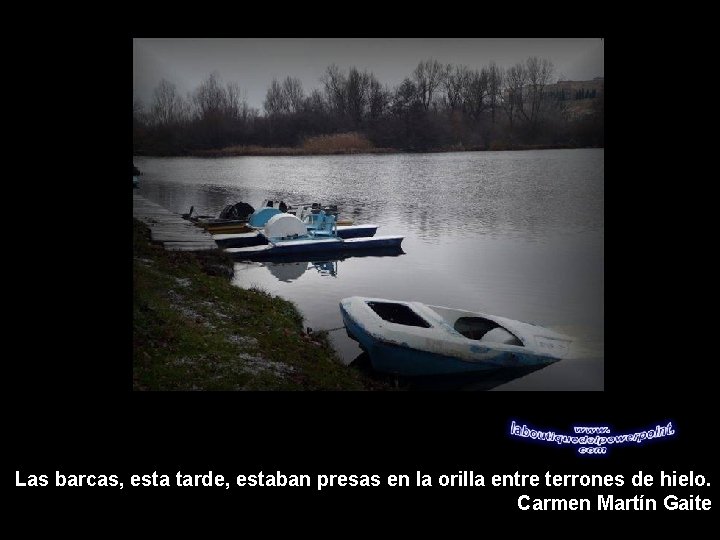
[{"left": 135, "top": 149, "right": 604, "bottom": 390}]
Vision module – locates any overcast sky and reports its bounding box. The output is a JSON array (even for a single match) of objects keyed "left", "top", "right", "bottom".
[{"left": 133, "top": 38, "right": 604, "bottom": 110}]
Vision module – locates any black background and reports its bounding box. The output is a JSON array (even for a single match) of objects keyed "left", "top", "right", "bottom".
[{"left": 7, "top": 27, "right": 715, "bottom": 525}]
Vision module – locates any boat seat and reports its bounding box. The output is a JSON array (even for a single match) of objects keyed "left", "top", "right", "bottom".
[
  {"left": 367, "top": 302, "right": 432, "bottom": 328},
  {"left": 313, "top": 212, "right": 336, "bottom": 235},
  {"left": 454, "top": 317, "right": 497, "bottom": 340},
  {"left": 453, "top": 317, "right": 522, "bottom": 346},
  {"left": 480, "top": 327, "right": 523, "bottom": 346}
]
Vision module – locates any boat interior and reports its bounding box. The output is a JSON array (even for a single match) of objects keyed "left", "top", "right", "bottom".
[
  {"left": 453, "top": 317, "right": 523, "bottom": 345},
  {"left": 367, "top": 302, "right": 432, "bottom": 328},
  {"left": 366, "top": 301, "right": 523, "bottom": 346}
]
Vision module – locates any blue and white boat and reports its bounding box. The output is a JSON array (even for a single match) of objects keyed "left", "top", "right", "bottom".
[
  {"left": 213, "top": 219, "right": 378, "bottom": 248},
  {"left": 339, "top": 296, "right": 572, "bottom": 376},
  {"left": 288, "top": 202, "right": 348, "bottom": 222},
  {"left": 248, "top": 207, "right": 283, "bottom": 228},
  {"left": 213, "top": 231, "right": 269, "bottom": 248},
  {"left": 245, "top": 205, "right": 367, "bottom": 232},
  {"left": 132, "top": 165, "right": 141, "bottom": 188},
  {"left": 301, "top": 211, "right": 375, "bottom": 238},
  {"left": 226, "top": 213, "right": 402, "bottom": 260}
]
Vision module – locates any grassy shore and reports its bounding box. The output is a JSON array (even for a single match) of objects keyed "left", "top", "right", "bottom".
[
  {"left": 137, "top": 131, "right": 602, "bottom": 158},
  {"left": 191, "top": 145, "right": 397, "bottom": 157},
  {"left": 186, "top": 142, "right": 598, "bottom": 158},
  {"left": 133, "top": 219, "right": 385, "bottom": 390},
  {"left": 191, "top": 132, "right": 396, "bottom": 157}
]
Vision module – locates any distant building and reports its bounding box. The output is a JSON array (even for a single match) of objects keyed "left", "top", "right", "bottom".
[
  {"left": 495, "top": 76, "right": 603, "bottom": 120},
  {"left": 546, "top": 77, "right": 604, "bottom": 101},
  {"left": 498, "top": 77, "right": 603, "bottom": 105}
]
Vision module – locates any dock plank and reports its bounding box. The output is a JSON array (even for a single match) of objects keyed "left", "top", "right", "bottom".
[{"left": 133, "top": 194, "right": 218, "bottom": 252}]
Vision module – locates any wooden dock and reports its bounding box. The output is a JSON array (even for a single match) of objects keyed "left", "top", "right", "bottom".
[{"left": 133, "top": 194, "right": 218, "bottom": 251}]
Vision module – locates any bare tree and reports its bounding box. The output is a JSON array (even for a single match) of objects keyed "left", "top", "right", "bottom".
[
  {"left": 368, "top": 77, "right": 389, "bottom": 121},
  {"left": 502, "top": 63, "right": 528, "bottom": 128},
  {"left": 225, "top": 81, "right": 245, "bottom": 120},
  {"left": 320, "top": 65, "right": 381, "bottom": 125},
  {"left": 346, "top": 68, "right": 370, "bottom": 125},
  {"left": 464, "top": 68, "right": 489, "bottom": 120},
  {"left": 486, "top": 62, "right": 503, "bottom": 124},
  {"left": 525, "top": 56, "right": 555, "bottom": 128},
  {"left": 282, "top": 77, "right": 304, "bottom": 114},
  {"left": 134, "top": 55, "right": 598, "bottom": 154},
  {"left": 442, "top": 65, "right": 471, "bottom": 111},
  {"left": 150, "top": 79, "right": 186, "bottom": 126},
  {"left": 304, "top": 89, "right": 326, "bottom": 114},
  {"left": 322, "top": 64, "right": 347, "bottom": 116},
  {"left": 391, "top": 78, "right": 420, "bottom": 114},
  {"left": 413, "top": 59, "right": 444, "bottom": 110},
  {"left": 264, "top": 78, "right": 287, "bottom": 116},
  {"left": 193, "top": 72, "right": 227, "bottom": 119},
  {"left": 133, "top": 97, "right": 147, "bottom": 124}
]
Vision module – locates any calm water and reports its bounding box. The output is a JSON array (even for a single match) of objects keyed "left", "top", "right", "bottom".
[{"left": 135, "top": 149, "right": 604, "bottom": 390}]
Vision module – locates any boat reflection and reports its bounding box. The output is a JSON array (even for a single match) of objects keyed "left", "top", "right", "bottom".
[
  {"left": 261, "top": 247, "right": 405, "bottom": 283},
  {"left": 311, "top": 260, "right": 337, "bottom": 277},
  {"left": 265, "top": 261, "right": 307, "bottom": 282},
  {"left": 348, "top": 351, "right": 549, "bottom": 391}
]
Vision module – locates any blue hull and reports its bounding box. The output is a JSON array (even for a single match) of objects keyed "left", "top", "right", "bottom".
[
  {"left": 234, "top": 246, "right": 404, "bottom": 264},
  {"left": 334, "top": 226, "right": 378, "bottom": 239},
  {"left": 215, "top": 235, "right": 268, "bottom": 248},
  {"left": 277, "top": 237, "right": 401, "bottom": 253},
  {"left": 340, "top": 305, "right": 558, "bottom": 376},
  {"left": 228, "top": 236, "right": 403, "bottom": 261},
  {"left": 216, "top": 225, "right": 377, "bottom": 248}
]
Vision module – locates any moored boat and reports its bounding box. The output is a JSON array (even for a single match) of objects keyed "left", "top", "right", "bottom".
[
  {"left": 195, "top": 217, "right": 246, "bottom": 227},
  {"left": 213, "top": 223, "right": 378, "bottom": 248},
  {"left": 339, "top": 296, "right": 572, "bottom": 376},
  {"left": 301, "top": 209, "right": 362, "bottom": 232},
  {"left": 132, "top": 164, "right": 141, "bottom": 188},
  {"left": 201, "top": 223, "right": 253, "bottom": 234},
  {"left": 289, "top": 202, "right": 354, "bottom": 225},
  {"left": 193, "top": 199, "right": 355, "bottom": 232},
  {"left": 226, "top": 213, "right": 402, "bottom": 260},
  {"left": 248, "top": 207, "right": 283, "bottom": 228}
]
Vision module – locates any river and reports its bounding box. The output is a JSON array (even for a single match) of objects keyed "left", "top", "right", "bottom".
[{"left": 134, "top": 149, "right": 604, "bottom": 390}]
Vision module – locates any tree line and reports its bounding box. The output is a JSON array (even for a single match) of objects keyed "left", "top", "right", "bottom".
[{"left": 133, "top": 57, "right": 603, "bottom": 155}]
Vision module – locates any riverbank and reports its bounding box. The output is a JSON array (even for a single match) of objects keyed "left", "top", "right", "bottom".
[
  {"left": 133, "top": 219, "right": 386, "bottom": 390},
  {"left": 189, "top": 145, "right": 397, "bottom": 157},
  {"left": 134, "top": 131, "right": 601, "bottom": 158},
  {"left": 138, "top": 143, "right": 602, "bottom": 158},
  {"left": 190, "top": 132, "right": 396, "bottom": 157}
]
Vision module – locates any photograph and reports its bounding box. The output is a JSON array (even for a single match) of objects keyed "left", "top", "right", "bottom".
[
  {"left": 132, "top": 38, "right": 604, "bottom": 391},
  {"left": 11, "top": 32, "right": 715, "bottom": 528}
]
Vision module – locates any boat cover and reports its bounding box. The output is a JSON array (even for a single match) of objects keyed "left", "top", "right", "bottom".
[
  {"left": 264, "top": 214, "right": 308, "bottom": 240},
  {"left": 249, "top": 207, "right": 282, "bottom": 228}
]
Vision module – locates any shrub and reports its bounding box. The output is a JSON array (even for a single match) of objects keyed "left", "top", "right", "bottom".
[{"left": 301, "top": 132, "right": 374, "bottom": 154}]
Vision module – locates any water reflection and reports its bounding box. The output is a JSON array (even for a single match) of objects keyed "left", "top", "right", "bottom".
[
  {"left": 348, "top": 351, "right": 549, "bottom": 391},
  {"left": 230, "top": 243, "right": 405, "bottom": 262},
  {"left": 312, "top": 260, "right": 338, "bottom": 277},
  {"left": 139, "top": 150, "right": 604, "bottom": 390},
  {"left": 264, "top": 260, "right": 338, "bottom": 283},
  {"left": 259, "top": 250, "right": 403, "bottom": 283},
  {"left": 266, "top": 262, "right": 308, "bottom": 283}
]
